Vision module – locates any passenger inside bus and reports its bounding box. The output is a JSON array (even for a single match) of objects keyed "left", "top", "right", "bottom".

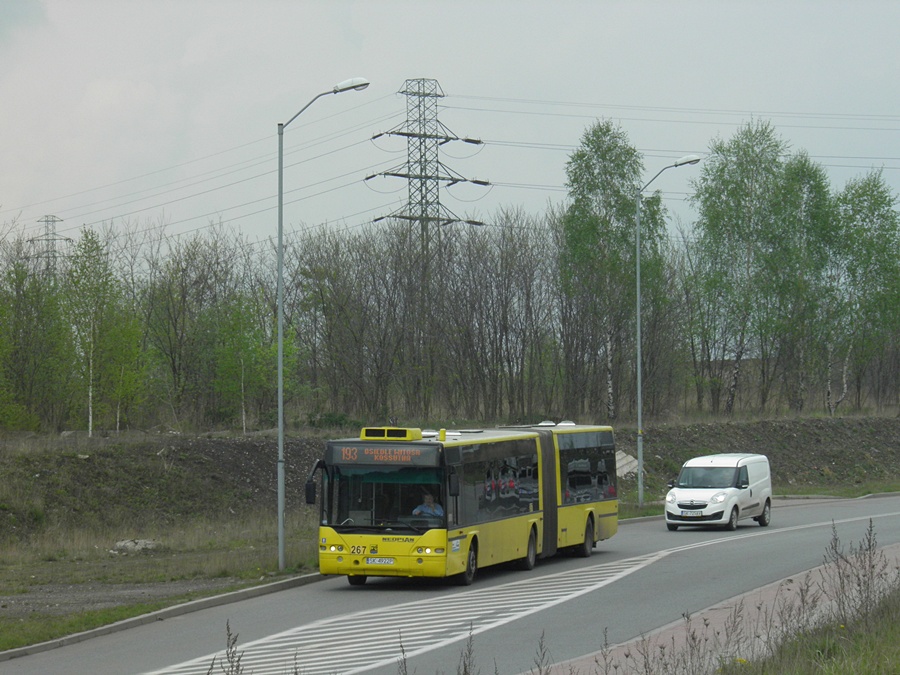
[{"left": 412, "top": 490, "right": 444, "bottom": 517}]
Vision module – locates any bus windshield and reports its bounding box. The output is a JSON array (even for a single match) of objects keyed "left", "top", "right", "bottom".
[{"left": 324, "top": 465, "right": 445, "bottom": 531}]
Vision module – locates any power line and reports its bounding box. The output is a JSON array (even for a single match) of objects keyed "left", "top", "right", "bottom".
[
  {"left": 1, "top": 106, "right": 402, "bottom": 226},
  {"left": 7, "top": 90, "right": 900, "bottom": 246},
  {"left": 448, "top": 94, "right": 900, "bottom": 124}
]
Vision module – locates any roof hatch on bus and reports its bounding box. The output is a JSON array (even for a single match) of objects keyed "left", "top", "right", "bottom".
[{"left": 361, "top": 427, "right": 423, "bottom": 441}]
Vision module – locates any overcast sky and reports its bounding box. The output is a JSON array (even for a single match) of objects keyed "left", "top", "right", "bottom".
[{"left": 2, "top": 0, "right": 899, "bottom": 246}]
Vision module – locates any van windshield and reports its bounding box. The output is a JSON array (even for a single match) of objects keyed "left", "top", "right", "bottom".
[{"left": 676, "top": 466, "right": 737, "bottom": 489}]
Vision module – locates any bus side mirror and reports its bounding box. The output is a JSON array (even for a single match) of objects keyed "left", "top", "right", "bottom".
[
  {"left": 449, "top": 473, "right": 460, "bottom": 497},
  {"left": 304, "top": 459, "right": 324, "bottom": 505}
]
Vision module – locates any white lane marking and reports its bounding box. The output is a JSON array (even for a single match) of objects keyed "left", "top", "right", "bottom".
[
  {"left": 145, "top": 553, "right": 661, "bottom": 675},
  {"left": 664, "top": 510, "right": 900, "bottom": 556},
  {"left": 147, "top": 507, "right": 900, "bottom": 675}
]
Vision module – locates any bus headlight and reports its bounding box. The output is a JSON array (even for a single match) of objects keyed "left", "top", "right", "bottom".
[{"left": 416, "top": 547, "right": 432, "bottom": 554}]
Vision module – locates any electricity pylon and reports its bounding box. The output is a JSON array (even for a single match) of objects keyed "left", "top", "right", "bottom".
[
  {"left": 30, "top": 215, "right": 69, "bottom": 277},
  {"left": 368, "top": 78, "right": 488, "bottom": 234},
  {"left": 367, "top": 78, "right": 488, "bottom": 418}
]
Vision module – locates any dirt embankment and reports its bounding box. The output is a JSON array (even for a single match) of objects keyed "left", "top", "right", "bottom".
[
  {"left": 1, "top": 417, "right": 898, "bottom": 625},
  {"left": 632, "top": 416, "right": 900, "bottom": 490},
  {"left": 5, "top": 417, "right": 899, "bottom": 534}
]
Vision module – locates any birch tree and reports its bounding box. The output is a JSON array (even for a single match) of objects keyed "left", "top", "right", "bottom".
[
  {"left": 831, "top": 170, "right": 900, "bottom": 413},
  {"left": 67, "top": 229, "right": 120, "bottom": 435},
  {"left": 561, "top": 119, "right": 643, "bottom": 420},
  {"left": 690, "top": 120, "right": 788, "bottom": 415},
  {"left": 766, "top": 152, "right": 834, "bottom": 413}
]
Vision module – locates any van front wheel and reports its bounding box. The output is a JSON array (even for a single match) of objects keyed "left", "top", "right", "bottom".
[
  {"left": 725, "top": 507, "right": 739, "bottom": 531},
  {"left": 756, "top": 500, "right": 771, "bottom": 527}
]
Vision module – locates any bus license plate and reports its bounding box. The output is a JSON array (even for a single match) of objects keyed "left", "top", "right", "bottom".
[
  {"left": 366, "top": 557, "right": 395, "bottom": 565},
  {"left": 680, "top": 510, "right": 702, "bottom": 517}
]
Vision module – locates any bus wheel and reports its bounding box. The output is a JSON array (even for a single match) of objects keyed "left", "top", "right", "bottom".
[
  {"left": 347, "top": 575, "right": 367, "bottom": 586},
  {"left": 457, "top": 541, "right": 478, "bottom": 585},
  {"left": 577, "top": 519, "right": 594, "bottom": 558},
  {"left": 516, "top": 529, "right": 537, "bottom": 571}
]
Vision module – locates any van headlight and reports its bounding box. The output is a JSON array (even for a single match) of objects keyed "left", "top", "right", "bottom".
[
  {"left": 710, "top": 492, "right": 727, "bottom": 504},
  {"left": 666, "top": 492, "right": 676, "bottom": 504}
]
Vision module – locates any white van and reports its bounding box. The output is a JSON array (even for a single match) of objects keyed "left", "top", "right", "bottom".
[{"left": 665, "top": 453, "right": 772, "bottom": 531}]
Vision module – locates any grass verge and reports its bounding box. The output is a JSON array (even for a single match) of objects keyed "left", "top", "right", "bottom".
[
  {"left": 0, "top": 595, "right": 216, "bottom": 652},
  {"left": 0, "top": 508, "right": 318, "bottom": 653}
]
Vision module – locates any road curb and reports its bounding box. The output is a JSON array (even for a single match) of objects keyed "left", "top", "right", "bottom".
[{"left": 0, "top": 572, "right": 325, "bottom": 663}]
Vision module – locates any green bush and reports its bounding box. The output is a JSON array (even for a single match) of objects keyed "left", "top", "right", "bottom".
[
  {"left": 0, "top": 402, "right": 41, "bottom": 432},
  {"left": 307, "top": 412, "right": 362, "bottom": 430}
]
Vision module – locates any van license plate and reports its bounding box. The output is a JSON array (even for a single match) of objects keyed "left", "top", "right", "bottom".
[
  {"left": 366, "top": 557, "right": 395, "bottom": 565},
  {"left": 680, "top": 511, "right": 702, "bottom": 517}
]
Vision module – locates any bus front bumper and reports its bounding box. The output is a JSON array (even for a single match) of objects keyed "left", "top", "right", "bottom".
[{"left": 320, "top": 553, "right": 447, "bottom": 578}]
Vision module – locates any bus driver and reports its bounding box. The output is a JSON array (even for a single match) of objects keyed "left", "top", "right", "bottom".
[{"left": 412, "top": 491, "right": 444, "bottom": 517}]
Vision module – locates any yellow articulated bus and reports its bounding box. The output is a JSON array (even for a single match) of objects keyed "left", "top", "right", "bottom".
[{"left": 304, "top": 421, "right": 617, "bottom": 586}]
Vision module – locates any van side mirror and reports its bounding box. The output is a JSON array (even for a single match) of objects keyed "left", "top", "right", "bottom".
[
  {"left": 738, "top": 479, "right": 749, "bottom": 490},
  {"left": 667, "top": 479, "right": 676, "bottom": 489}
]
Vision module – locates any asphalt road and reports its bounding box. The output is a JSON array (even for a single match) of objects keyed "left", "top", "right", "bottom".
[{"left": 4, "top": 495, "right": 900, "bottom": 675}]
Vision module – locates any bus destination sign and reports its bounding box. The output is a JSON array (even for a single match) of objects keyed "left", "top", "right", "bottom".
[{"left": 328, "top": 443, "right": 441, "bottom": 466}]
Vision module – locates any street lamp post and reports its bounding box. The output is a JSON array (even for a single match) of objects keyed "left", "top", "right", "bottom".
[
  {"left": 277, "top": 77, "right": 369, "bottom": 570},
  {"left": 635, "top": 154, "right": 700, "bottom": 508}
]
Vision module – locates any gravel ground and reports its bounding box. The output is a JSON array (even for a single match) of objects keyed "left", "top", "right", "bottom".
[{"left": 0, "top": 578, "right": 246, "bottom": 620}]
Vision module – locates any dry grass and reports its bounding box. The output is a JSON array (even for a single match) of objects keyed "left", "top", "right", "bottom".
[
  {"left": 0, "top": 508, "right": 319, "bottom": 589},
  {"left": 0, "top": 507, "right": 320, "bottom": 651}
]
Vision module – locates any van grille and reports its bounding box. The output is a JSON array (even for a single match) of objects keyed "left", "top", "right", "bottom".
[{"left": 676, "top": 500, "right": 708, "bottom": 510}]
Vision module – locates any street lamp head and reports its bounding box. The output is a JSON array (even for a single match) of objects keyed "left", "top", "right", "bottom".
[
  {"left": 276, "top": 75, "right": 369, "bottom": 571},
  {"left": 674, "top": 154, "right": 701, "bottom": 167},
  {"left": 333, "top": 77, "right": 370, "bottom": 93},
  {"left": 634, "top": 153, "right": 700, "bottom": 508}
]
